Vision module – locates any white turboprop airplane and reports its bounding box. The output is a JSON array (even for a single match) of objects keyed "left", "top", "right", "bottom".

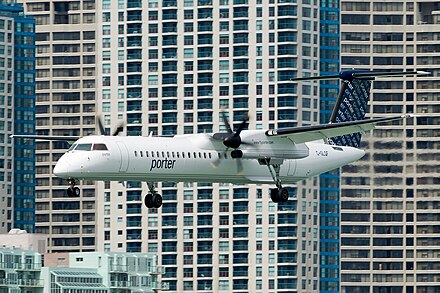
[{"left": 12, "top": 70, "right": 427, "bottom": 208}]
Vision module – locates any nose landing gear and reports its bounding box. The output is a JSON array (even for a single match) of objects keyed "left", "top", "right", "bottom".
[
  {"left": 67, "top": 178, "right": 80, "bottom": 197},
  {"left": 144, "top": 182, "right": 163, "bottom": 208}
]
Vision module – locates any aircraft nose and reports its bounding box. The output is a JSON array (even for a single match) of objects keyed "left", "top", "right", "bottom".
[{"left": 53, "top": 156, "right": 70, "bottom": 178}]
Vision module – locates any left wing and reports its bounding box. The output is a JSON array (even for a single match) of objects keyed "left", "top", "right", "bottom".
[{"left": 265, "top": 115, "right": 412, "bottom": 144}]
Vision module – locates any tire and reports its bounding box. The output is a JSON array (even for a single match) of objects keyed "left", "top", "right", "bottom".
[
  {"left": 73, "top": 187, "right": 81, "bottom": 197},
  {"left": 152, "top": 194, "right": 163, "bottom": 208},
  {"left": 144, "top": 193, "right": 154, "bottom": 208},
  {"left": 270, "top": 188, "right": 279, "bottom": 203},
  {"left": 278, "top": 188, "right": 289, "bottom": 202},
  {"left": 67, "top": 187, "right": 74, "bottom": 197}
]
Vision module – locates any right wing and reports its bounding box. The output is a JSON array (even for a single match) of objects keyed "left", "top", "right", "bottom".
[{"left": 265, "top": 115, "right": 412, "bottom": 144}]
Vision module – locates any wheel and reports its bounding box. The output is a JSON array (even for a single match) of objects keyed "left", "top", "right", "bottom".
[
  {"left": 270, "top": 188, "right": 279, "bottom": 203},
  {"left": 144, "top": 193, "right": 154, "bottom": 208},
  {"left": 152, "top": 194, "right": 163, "bottom": 208},
  {"left": 73, "top": 187, "right": 81, "bottom": 197},
  {"left": 67, "top": 187, "right": 74, "bottom": 197},
  {"left": 278, "top": 187, "right": 289, "bottom": 202}
]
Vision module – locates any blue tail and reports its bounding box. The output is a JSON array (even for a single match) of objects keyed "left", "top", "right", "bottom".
[
  {"left": 291, "top": 70, "right": 426, "bottom": 148},
  {"left": 329, "top": 73, "right": 372, "bottom": 148}
]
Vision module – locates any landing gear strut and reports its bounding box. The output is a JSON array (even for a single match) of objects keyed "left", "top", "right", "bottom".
[
  {"left": 260, "top": 159, "right": 289, "bottom": 203},
  {"left": 67, "top": 178, "right": 80, "bottom": 197},
  {"left": 144, "top": 182, "right": 162, "bottom": 208}
]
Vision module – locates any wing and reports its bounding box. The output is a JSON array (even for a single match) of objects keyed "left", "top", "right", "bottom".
[
  {"left": 265, "top": 115, "right": 412, "bottom": 144},
  {"left": 10, "top": 134, "right": 80, "bottom": 142}
]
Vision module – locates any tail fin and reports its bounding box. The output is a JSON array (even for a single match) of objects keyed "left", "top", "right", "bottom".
[{"left": 291, "top": 70, "right": 428, "bottom": 147}]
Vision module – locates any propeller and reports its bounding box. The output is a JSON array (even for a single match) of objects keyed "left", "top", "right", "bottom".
[
  {"left": 96, "top": 115, "right": 125, "bottom": 136},
  {"left": 211, "top": 112, "right": 250, "bottom": 174}
]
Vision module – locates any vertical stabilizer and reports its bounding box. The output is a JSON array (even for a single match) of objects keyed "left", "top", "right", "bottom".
[
  {"left": 329, "top": 76, "right": 372, "bottom": 148},
  {"left": 291, "top": 70, "right": 428, "bottom": 147}
]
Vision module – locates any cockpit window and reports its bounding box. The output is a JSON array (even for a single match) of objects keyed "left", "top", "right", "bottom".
[
  {"left": 75, "top": 144, "right": 92, "bottom": 151},
  {"left": 68, "top": 144, "right": 77, "bottom": 151},
  {"left": 93, "top": 143, "right": 108, "bottom": 151}
]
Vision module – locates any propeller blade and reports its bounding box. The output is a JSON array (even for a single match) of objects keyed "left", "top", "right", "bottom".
[
  {"left": 112, "top": 121, "right": 125, "bottom": 136},
  {"left": 220, "top": 112, "right": 233, "bottom": 134},
  {"left": 236, "top": 159, "right": 243, "bottom": 175},
  {"left": 96, "top": 115, "right": 106, "bottom": 135},
  {"left": 210, "top": 149, "right": 228, "bottom": 168},
  {"left": 235, "top": 113, "right": 249, "bottom": 135}
]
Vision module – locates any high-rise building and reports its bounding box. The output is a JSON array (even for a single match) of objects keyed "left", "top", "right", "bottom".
[
  {"left": 22, "top": 0, "right": 328, "bottom": 291},
  {"left": 340, "top": 1, "right": 440, "bottom": 292},
  {"left": 318, "top": 0, "right": 340, "bottom": 292},
  {"left": 93, "top": 1, "right": 323, "bottom": 292},
  {"left": 19, "top": 0, "right": 98, "bottom": 252},
  {"left": 0, "top": 1, "right": 36, "bottom": 233}
]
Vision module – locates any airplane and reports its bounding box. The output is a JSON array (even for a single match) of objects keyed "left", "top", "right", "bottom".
[{"left": 12, "top": 70, "right": 428, "bottom": 208}]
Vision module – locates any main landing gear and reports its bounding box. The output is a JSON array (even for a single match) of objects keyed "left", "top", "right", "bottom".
[
  {"left": 144, "top": 183, "right": 163, "bottom": 209},
  {"left": 67, "top": 178, "right": 80, "bottom": 197},
  {"left": 260, "top": 159, "right": 289, "bottom": 203}
]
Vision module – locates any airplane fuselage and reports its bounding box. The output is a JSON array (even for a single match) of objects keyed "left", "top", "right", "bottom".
[{"left": 53, "top": 131, "right": 365, "bottom": 184}]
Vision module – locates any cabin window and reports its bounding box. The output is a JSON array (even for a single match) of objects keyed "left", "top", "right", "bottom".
[
  {"left": 208, "top": 153, "right": 211, "bottom": 159},
  {"left": 218, "top": 153, "right": 221, "bottom": 159},
  {"left": 188, "top": 152, "right": 191, "bottom": 158},
  {"left": 162, "top": 151, "right": 165, "bottom": 157},
  {"left": 167, "top": 151, "right": 170, "bottom": 157},
  {"left": 76, "top": 144, "right": 92, "bottom": 151},
  {"left": 204, "top": 153, "right": 207, "bottom": 159},
  {"left": 156, "top": 151, "right": 160, "bottom": 157},
  {"left": 172, "top": 152, "right": 175, "bottom": 158},
  {"left": 151, "top": 151, "right": 155, "bottom": 158},
  {"left": 182, "top": 152, "right": 185, "bottom": 158},
  {"left": 140, "top": 151, "right": 143, "bottom": 157},
  {"left": 134, "top": 151, "right": 138, "bottom": 157},
  {"left": 146, "top": 151, "right": 149, "bottom": 157},
  {"left": 93, "top": 143, "right": 108, "bottom": 151},
  {"left": 194, "top": 152, "right": 197, "bottom": 158}
]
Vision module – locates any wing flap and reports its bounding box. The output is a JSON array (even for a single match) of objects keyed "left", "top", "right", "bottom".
[{"left": 265, "top": 115, "right": 411, "bottom": 144}]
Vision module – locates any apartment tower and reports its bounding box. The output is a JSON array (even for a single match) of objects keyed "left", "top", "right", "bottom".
[
  {"left": 23, "top": 0, "right": 327, "bottom": 291},
  {"left": 19, "top": 0, "right": 98, "bottom": 251},
  {"left": 0, "top": 1, "right": 36, "bottom": 233},
  {"left": 340, "top": 1, "right": 440, "bottom": 292}
]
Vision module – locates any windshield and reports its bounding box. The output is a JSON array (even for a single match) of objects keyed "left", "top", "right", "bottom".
[
  {"left": 75, "top": 144, "right": 92, "bottom": 151},
  {"left": 92, "top": 144, "right": 108, "bottom": 151},
  {"left": 68, "top": 144, "right": 77, "bottom": 151}
]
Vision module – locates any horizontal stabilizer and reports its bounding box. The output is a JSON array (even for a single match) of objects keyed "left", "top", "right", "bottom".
[{"left": 290, "top": 70, "right": 430, "bottom": 82}]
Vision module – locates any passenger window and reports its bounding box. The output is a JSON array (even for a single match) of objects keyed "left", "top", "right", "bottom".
[
  {"left": 146, "top": 151, "right": 149, "bottom": 158},
  {"left": 204, "top": 153, "right": 206, "bottom": 159},
  {"left": 167, "top": 151, "right": 170, "bottom": 157},
  {"left": 208, "top": 153, "right": 211, "bottom": 159},
  {"left": 75, "top": 144, "right": 92, "bottom": 151},
  {"left": 134, "top": 151, "right": 138, "bottom": 157},
  {"left": 182, "top": 152, "right": 185, "bottom": 158},
  {"left": 93, "top": 143, "right": 108, "bottom": 151},
  {"left": 188, "top": 152, "right": 191, "bottom": 158},
  {"left": 151, "top": 151, "right": 155, "bottom": 158},
  {"left": 156, "top": 151, "right": 160, "bottom": 157},
  {"left": 162, "top": 151, "right": 165, "bottom": 157},
  {"left": 140, "top": 151, "right": 143, "bottom": 157},
  {"left": 194, "top": 152, "right": 197, "bottom": 158},
  {"left": 172, "top": 152, "right": 175, "bottom": 158},
  {"left": 224, "top": 153, "right": 227, "bottom": 159}
]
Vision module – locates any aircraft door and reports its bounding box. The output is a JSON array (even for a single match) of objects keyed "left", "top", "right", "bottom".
[{"left": 116, "top": 142, "right": 130, "bottom": 172}]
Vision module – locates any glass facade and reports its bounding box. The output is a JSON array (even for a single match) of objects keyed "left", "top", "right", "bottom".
[
  {"left": 0, "top": 2, "right": 36, "bottom": 232},
  {"left": 319, "top": 0, "right": 340, "bottom": 292}
]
